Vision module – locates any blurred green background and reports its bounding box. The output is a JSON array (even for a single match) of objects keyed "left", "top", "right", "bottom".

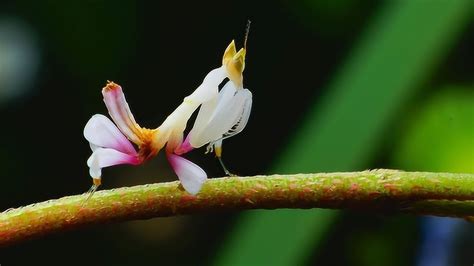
[{"left": 0, "top": 0, "right": 472, "bottom": 265}]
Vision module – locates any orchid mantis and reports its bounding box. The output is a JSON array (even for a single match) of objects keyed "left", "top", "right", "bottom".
[
  {"left": 83, "top": 82, "right": 160, "bottom": 199},
  {"left": 83, "top": 23, "right": 252, "bottom": 197}
]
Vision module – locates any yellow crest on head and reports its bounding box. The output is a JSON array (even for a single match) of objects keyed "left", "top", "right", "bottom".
[
  {"left": 222, "top": 40, "right": 246, "bottom": 87},
  {"left": 222, "top": 40, "right": 237, "bottom": 65}
]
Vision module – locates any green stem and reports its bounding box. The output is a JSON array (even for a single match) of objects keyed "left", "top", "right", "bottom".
[{"left": 1, "top": 169, "right": 473, "bottom": 246}]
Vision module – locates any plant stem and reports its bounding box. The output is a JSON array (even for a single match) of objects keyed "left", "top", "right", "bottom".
[{"left": 1, "top": 169, "right": 473, "bottom": 246}]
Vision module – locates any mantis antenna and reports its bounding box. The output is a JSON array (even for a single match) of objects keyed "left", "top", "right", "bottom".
[{"left": 244, "top": 20, "right": 251, "bottom": 50}]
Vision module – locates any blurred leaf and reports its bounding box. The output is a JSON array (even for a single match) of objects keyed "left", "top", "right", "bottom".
[
  {"left": 394, "top": 87, "right": 474, "bottom": 173},
  {"left": 215, "top": 1, "right": 472, "bottom": 266},
  {"left": 393, "top": 86, "right": 474, "bottom": 266},
  {"left": 0, "top": 18, "right": 39, "bottom": 104}
]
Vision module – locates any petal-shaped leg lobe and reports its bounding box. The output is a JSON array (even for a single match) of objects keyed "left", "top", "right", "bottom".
[
  {"left": 190, "top": 96, "right": 217, "bottom": 139},
  {"left": 167, "top": 153, "right": 207, "bottom": 195},
  {"left": 189, "top": 81, "right": 235, "bottom": 143},
  {"left": 157, "top": 67, "right": 227, "bottom": 152},
  {"left": 187, "top": 66, "right": 226, "bottom": 103},
  {"left": 190, "top": 87, "right": 252, "bottom": 148},
  {"left": 84, "top": 114, "right": 138, "bottom": 156},
  {"left": 87, "top": 152, "right": 102, "bottom": 178},
  {"left": 102, "top": 82, "right": 143, "bottom": 145},
  {"left": 86, "top": 147, "right": 141, "bottom": 178},
  {"left": 220, "top": 88, "right": 252, "bottom": 140}
]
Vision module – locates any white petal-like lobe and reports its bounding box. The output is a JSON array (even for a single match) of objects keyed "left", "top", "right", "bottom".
[
  {"left": 84, "top": 114, "right": 138, "bottom": 155},
  {"left": 167, "top": 153, "right": 207, "bottom": 195},
  {"left": 190, "top": 87, "right": 252, "bottom": 148},
  {"left": 159, "top": 67, "right": 227, "bottom": 151},
  {"left": 190, "top": 96, "right": 217, "bottom": 138},
  {"left": 88, "top": 152, "right": 102, "bottom": 178},
  {"left": 186, "top": 66, "right": 226, "bottom": 103},
  {"left": 102, "top": 83, "right": 143, "bottom": 144},
  {"left": 220, "top": 88, "right": 252, "bottom": 140},
  {"left": 189, "top": 81, "right": 235, "bottom": 140},
  {"left": 216, "top": 81, "right": 238, "bottom": 113},
  {"left": 87, "top": 147, "right": 140, "bottom": 169}
]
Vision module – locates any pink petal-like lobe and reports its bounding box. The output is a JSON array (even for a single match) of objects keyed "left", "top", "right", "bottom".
[
  {"left": 87, "top": 148, "right": 141, "bottom": 168},
  {"left": 174, "top": 134, "right": 194, "bottom": 155},
  {"left": 84, "top": 114, "right": 138, "bottom": 156},
  {"left": 87, "top": 147, "right": 141, "bottom": 178},
  {"left": 167, "top": 153, "right": 207, "bottom": 195},
  {"left": 102, "top": 82, "right": 143, "bottom": 145}
]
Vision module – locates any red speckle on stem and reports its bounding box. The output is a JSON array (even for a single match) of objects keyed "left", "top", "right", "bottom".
[
  {"left": 77, "top": 206, "right": 91, "bottom": 215},
  {"left": 349, "top": 183, "right": 360, "bottom": 193},
  {"left": 323, "top": 185, "right": 337, "bottom": 195},
  {"left": 111, "top": 202, "right": 123, "bottom": 213},
  {"left": 288, "top": 183, "right": 297, "bottom": 190},
  {"left": 180, "top": 194, "right": 197, "bottom": 204},
  {"left": 384, "top": 183, "right": 401, "bottom": 195},
  {"left": 368, "top": 191, "right": 382, "bottom": 200},
  {"left": 298, "top": 187, "right": 313, "bottom": 200},
  {"left": 146, "top": 196, "right": 156, "bottom": 208}
]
